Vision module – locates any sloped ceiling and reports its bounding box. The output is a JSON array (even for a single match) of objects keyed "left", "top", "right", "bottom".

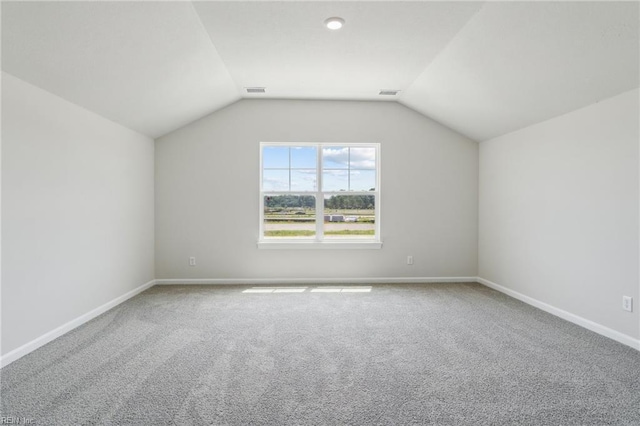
[
  {"left": 192, "top": 1, "right": 482, "bottom": 101},
  {"left": 400, "top": 1, "right": 640, "bottom": 141},
  {"left": 1, "top": 1, "right": 239, "bottom": 138},
  {"left": 2, "top": 1, "right": 638, "bottom": 141}
]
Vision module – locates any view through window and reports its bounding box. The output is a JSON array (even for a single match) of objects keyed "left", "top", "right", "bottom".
[{"left": 260, "top": 143, "right": 380, "bottom": 242}]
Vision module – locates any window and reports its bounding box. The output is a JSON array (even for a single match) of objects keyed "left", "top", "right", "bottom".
[{"left": 259, "top": 143, "right": 381, "bottom": 248}]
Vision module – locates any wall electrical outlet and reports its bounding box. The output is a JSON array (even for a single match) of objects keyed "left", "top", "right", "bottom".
[
  {"left": 407, "top": 255, "right": 414, "bottom": 265},
  {"left": 622, "top": 296, "right": 633, "bottom": 312},
  {"left": 189, "top": 257, "right": 196, "bottom": 266}
]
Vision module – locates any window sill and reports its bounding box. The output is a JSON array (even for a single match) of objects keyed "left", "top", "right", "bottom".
[{"left": 257, "top": 240, "right": 383, "bottom": 250}]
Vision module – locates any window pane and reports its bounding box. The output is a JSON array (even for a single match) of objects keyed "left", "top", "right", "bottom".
[
  {"left": 322, "top": 146, "right": 349, "bottom": 169},
  {"left": 291, "top": 146, "right": 317, "bottom": 168},
  {"left": 262, "top": 169, "right": 289, "bottom": 191},
  {"left": 264, "top": 195, "right": 316, "bottom": 238},
  {"left": 263, "top": 146, "right": 289, "bottom": 169},
  {"left": 260, "top": 142, "right": 379, "bottom": 244},
  {"left": 323, "top": 195, "right": 375, "bottom": 239},
  {"left": 349, "top": 147, "right": 376, "bottom": 169},
  {"left": 322, "top": 170, "right": 348, "bottom": 191},
  {"left": 291, "top": 170, "right": 317, "bottom": 191},
  {"left": 350, "top": 170, "right": 376, "bottom": 191}
]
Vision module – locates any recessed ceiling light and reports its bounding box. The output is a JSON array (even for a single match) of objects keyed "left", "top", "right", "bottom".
[{"left": 324, "top": 17, "right": 345, "bottom": 30}]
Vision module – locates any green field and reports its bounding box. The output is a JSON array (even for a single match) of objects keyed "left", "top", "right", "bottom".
[
  {"left": 263, "top": 196, "right": 375, "bottom": 238},
  {"left": 264, "top": 229, "right": 375, "bottom": 237},
  {"left": 264, "top": 230, "right": 315, "bottom": 237}
]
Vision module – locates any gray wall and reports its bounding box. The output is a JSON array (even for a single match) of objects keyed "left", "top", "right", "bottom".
[
  {"left": 479, "top": 88, "right": 640, "bottom": 340},
  {"left": 1, "top": 72, "right": 155, "bottom": 355},
  {"left": 155, "top": 99, "right": 478, "bottom": 280}
]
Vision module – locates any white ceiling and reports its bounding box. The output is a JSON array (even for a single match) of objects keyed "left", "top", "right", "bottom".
[
  {"left": 400, "top": 1, "right": 640, "bottom": 141},
  {"left": 2, "top": 1, "right": 638, "bottom": 141},
  {"left": 2, "top": 1, "right": 239, "bottom": 138},
  {"left": 193, "top": 1, "right": 482, "bottom": 101}
]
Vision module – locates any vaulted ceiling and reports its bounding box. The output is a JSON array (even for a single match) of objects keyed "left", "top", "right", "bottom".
[{"left": 2, "top": 1, "right": 638, "bottom": 141}]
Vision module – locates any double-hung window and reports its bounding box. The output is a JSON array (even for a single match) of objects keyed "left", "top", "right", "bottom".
[{"left": 259, "top": 142, "right": 381, "bottom": 248}]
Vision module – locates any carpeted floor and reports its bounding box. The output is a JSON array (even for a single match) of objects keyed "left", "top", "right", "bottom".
[{"left": 1, "top": 283, "right": 639, "bottom": 425}]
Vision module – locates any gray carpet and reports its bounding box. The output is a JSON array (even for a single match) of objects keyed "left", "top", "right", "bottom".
[{"left": 1, "top": 283, "right": 639, "bottom": 425}]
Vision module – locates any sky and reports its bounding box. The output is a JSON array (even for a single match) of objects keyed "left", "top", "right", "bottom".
[{"left": 262, "top": 146, "right": 376, "bottom": 192}]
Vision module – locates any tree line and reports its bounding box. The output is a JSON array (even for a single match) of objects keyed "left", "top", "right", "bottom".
[{"left": 265, "top": 195, "right": 374, "bottom": 210}]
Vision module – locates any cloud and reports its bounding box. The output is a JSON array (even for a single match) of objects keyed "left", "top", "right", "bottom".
[
  {"left": 263, "top": 177, "right": 288, "bottom": 191},
  {"left": 295, "top": 169, "right": 317, "bottom": 175},
  {"left": 323, "top": 147, "right": 375, "bottom": 169},
  {"left": 323, "top": 169, "right": 348, "bottom": 177},
  {"left": 291, "top": 172, "right": 316, "bottom": 190},
  {"left": 350, "top": 148, "right": 376, "bottom": 168},
  {"left": 323, "top": 147, "right": 349, "bottom": 166}
]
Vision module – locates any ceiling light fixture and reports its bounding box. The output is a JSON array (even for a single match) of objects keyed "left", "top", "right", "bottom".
[
  {"left": 324, "top": 17, "right": 345, "bottom": 30},
  {"left": 379, "top": 90, "right": 401, "bottom": 96},
  {"left": 245, "top": 87, "right": 266, "bottom": 94}
]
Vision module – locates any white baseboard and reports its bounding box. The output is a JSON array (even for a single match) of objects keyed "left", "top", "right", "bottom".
[
  {"left": 154, "top": 277, "right": 478, "bottom": 285},
  {"left": 0, "top": 279, "right": 156, "bottom": 368},
  {"left": 476, "top": 277, "right": 640, "bottom": 351}
]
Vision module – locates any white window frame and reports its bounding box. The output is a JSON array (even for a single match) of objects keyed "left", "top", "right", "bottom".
[{"left": 258, "top": 142, "right": 382, "bottom": 249}]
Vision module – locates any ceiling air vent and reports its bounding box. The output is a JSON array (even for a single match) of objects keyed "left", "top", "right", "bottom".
[
  {"left": 245, "top": 87, "right": 266, "bottom": 94},
  {"left": 379, "top": 90, "right": 400, "bottom": 96}
]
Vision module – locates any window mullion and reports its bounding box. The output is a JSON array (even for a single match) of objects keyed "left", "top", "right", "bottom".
[
  {"left": 375, "top": 192, "right": 380, "bottom": 242},
  {"left": 259, "top": 146, "right": 262, "bottom": 241},
  {"left": 259, "top": 191, "right": 264, "bottom": 241},
  {"left": 316, "top": 144, "right": 323, "bottom": 241}
]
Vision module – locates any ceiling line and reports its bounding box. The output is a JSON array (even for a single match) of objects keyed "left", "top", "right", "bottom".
[
  {"left": 187, "top": 0, "right": 243, "bottom": 99},
  {"left": 400, "top": 1, "right": 487, "bottom": 102}
]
